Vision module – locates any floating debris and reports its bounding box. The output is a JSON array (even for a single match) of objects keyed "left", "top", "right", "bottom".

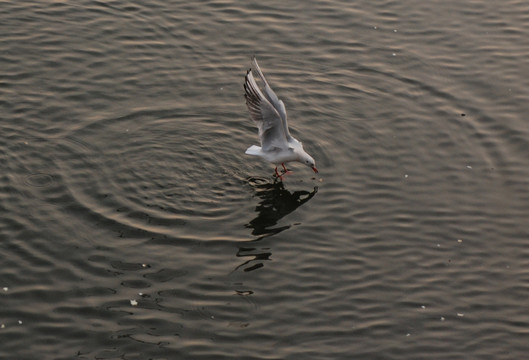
[
  {"left": 130, "top": 300, "right": 138, "bottom": 306},
  {"left": 18, "top": 320, "right": 22, "bottom": 325},
  {"left": 457, "top": 313, "right": 464, "bottom": 317},
  {"left": 406, "top": 333, "right": 410, "bottom": 337},
  {"left": 404, "top": 174, "right": 409, "bottom": 178},
  {"left": 457, "top": 239, "right": 463, "bottom": 243},
  {"left": 2, "top": 287, "right": 7, "bottom": 292},
  {"left": 441, "top": 317, "right": 445, "bottom": 321},
  {"left": 466, "top": 165, "right": 472, "bottom": 169},
  {"left": 374, "top": 26, "right": 377, "bottom": 29},
  {"left": 1, "top": 324, "right": 4, "bottom": 328},
  {"left": 394, "top": 29, "right": 398, "bottom": 32},
  {"left": 421, "top": 305, "right": 426, "bottom": 309},
  {"left": 392, "top": 53, "right": 396, "bottom": 56}
]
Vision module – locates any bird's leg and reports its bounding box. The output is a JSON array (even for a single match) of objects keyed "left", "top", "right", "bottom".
[
  {"left": 281, "top": 163, "right": 293, "bottom": 175},
  {"left": 274, "top": 167, "right": 284, "bottom": 181}
]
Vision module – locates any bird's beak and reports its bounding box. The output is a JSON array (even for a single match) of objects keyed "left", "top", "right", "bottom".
[{"left": 312, "top": 166, "right": 318, "bottom": 173}]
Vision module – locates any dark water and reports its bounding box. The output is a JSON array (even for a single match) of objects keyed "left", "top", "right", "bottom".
[{"left": 2, "top": 1, "right": 529, "bottom": 359}]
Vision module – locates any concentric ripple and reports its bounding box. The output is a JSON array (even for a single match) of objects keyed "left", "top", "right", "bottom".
[{"left": 54, "top": 109, "right": 257, "bottom": 242}]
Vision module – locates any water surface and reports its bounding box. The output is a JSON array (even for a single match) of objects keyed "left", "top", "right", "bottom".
[{"left": 2, "top": 1, "right": 529, "bottom": 359}]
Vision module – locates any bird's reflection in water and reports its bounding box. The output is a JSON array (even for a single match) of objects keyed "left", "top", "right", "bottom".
[
  {"left": 235, "top": 176, "right": 318, "bottom": 272},
  {"left": 246, "top": 176, "right": 318, "bottom": 237}
]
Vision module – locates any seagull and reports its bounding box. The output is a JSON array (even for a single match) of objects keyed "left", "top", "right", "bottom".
[{"left": 243, "top": 57, "right": 318, "bottom": 179}]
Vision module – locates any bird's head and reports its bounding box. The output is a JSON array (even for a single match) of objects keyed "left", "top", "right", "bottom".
[{"left": 300, "top": 153, "right": 318, "bottom": 173}]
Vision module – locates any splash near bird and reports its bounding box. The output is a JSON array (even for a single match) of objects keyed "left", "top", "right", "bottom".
[{"left": 244, "top": 57, "right": 318, "bottom": 179}]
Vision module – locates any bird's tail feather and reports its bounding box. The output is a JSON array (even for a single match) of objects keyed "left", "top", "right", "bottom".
[{"left": 245, "top": 145, "right": 262, "bottom": 156}]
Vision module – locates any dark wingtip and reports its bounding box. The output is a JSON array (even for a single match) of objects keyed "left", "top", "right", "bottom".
[{"left": 243, "top": 70, "right": 251, "bottom": 90}]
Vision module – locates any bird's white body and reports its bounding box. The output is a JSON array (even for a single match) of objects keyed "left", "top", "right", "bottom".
[
  {"left": 243, "top": 57, "right": 318, "bottom": 176},
  {"left": 245, "top": 145, "right": 299, "bottom": 164}
]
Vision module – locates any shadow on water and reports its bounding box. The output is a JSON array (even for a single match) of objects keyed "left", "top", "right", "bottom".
[{"left": 234, "top": 176, "right": 318, "bottom": 272}]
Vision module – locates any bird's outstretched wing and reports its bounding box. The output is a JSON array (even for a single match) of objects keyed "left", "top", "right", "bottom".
[
  {"left": 244, "top": 70, "right": 289, "bottom": 152},
  {"left": 250, "top": 57, "right": 294, "bottom": 142}
]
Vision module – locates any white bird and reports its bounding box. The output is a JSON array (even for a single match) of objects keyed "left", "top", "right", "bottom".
[{"left": 243, "top": 57, "right": 318, "bottom": 178}]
